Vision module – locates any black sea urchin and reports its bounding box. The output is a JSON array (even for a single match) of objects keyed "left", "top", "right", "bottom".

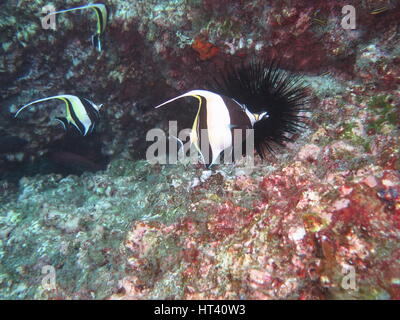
[{"left": 208, "top": 60, "right": 310, "bottom": 158}]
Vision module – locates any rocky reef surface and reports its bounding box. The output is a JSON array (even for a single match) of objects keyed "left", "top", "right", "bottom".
[{"left": 0, "top": 0, "right": 399, "bottom": 299}]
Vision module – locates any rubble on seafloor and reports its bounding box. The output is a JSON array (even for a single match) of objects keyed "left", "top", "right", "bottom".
[{"left": 0, "top": 0, "right": 399, "bottom": 299}]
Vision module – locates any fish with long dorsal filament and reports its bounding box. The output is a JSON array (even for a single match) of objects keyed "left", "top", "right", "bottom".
[
  {"left": 15, "top": 95, "right": 103, "bottom": 136},
  {"left": 155, "top": 60, "right": 310, "bottom": 167},
  {"left": 155, "top": 89, "right": 254, "bottom": 166},
  {"left": 48, "top": 3, "right": 108, "bottom": 51}
]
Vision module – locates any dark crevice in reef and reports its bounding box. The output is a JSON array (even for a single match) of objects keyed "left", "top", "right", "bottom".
[{"left": 0, "top": 130, "right": 109, "bottom": 183}]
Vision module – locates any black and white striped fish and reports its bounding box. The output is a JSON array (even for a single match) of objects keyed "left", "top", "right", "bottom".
[
  {"left": 49, "top": 3, "right": 108, "bottom": 51},
  {"left": 155, "top": 60, "right": 309, "bottom": 167},
  {"left": 15, "top": 95, "right": 102, "bottom": 136},
  {"left": 155, "top": 90, "right": 258, "bottom": 166}
]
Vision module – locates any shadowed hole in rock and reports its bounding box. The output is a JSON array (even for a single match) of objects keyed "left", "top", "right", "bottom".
[{"left": 0, "top": 130, "right": 109, "bottom": 182}]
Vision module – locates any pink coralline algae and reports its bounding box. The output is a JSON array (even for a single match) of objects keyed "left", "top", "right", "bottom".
[{"left": 109, "top": 155, "right": 400, "bottom": 299}]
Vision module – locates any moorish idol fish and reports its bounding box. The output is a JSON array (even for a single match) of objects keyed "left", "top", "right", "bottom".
[
  {"left": 156, "top": 89, "right": 255, "bottom": 166},
  {"left": 15, "top": 95, "right": 102, "bottom": 136},
  {"left": 49, "top": 3, "right": 108, "bottom": 51},
  {"left": 155, "top": 60, "right": 309, "bottom": 167}
]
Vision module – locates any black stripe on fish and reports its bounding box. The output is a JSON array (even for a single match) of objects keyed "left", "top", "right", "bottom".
[
  {"left": 81, "top": 97, "right": 99, "bottom": 133},
  {"left": 93, "top": 7, "right": 105, "bottom": 33},
  {"left": 66, "top": 99, "right": 86, "bottom": 135},
  {"left": 92, "top": 34, "right": 102, "bottom": 51},
  {"left": 196, "top": 95, "right": 212, "bottom": 165},
  {"left": 196, "top": 95, "right": 253, "bottom": 167},
  {"left": 92, "top": 5, "right": 107, "bottom": 51},
  {"left": 81, "top": 98, "right": 99, "bottom": 121}
]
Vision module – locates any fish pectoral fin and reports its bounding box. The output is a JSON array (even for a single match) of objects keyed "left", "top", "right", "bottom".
[
  {"left": 169, "top": 135, "right": 186, "bottom": 158},
  {"left": 54, "top": 117, "right": 69, "bottom": 130},
  {"left": 169, "top": 135, "right": 184, "bottom": 148}
]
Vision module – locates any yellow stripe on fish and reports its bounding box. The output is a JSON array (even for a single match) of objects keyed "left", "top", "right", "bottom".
[
  {"left": 49, "top": 3, "right": 108, "bottom": 51},
  {"left": 155, "top": 90, "right": 255, "bottom": 167},
  {"left": 14, "top": 95, "right": 103, "bottom": 136}
]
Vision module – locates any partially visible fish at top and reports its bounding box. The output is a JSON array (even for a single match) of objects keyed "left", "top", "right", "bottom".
[
  {"left": 48, "top": 3, "right": 108, "bottom": 52},
  {"left": 370, "top": 7, "right": 389, "bottom": 15},
  {"left": 14, "top": 95, "right": 103, "bottom": 136}
]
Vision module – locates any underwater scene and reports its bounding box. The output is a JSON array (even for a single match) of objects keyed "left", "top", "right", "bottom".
[{"left": 0, "top": 0, "right": 399, "bottom": 300}]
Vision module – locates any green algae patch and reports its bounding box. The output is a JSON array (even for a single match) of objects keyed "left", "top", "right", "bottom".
[{"left": 367, "top": 95, "right": 398, "bottom": 134}]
